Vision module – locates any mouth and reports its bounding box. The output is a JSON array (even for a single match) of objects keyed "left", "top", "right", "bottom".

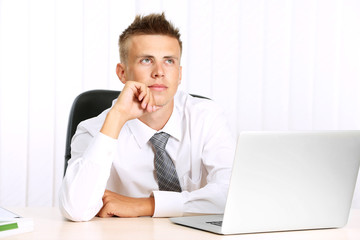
[{"left": 148, "top": 84, "right": 168, "bottom": 92}]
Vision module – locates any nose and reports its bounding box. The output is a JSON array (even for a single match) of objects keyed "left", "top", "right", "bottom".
[{"left": 152, "top": 62, "right": 165, "bottom": 78}]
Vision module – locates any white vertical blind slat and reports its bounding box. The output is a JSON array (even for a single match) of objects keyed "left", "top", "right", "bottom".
[
  {"left": 212, "top": 0, "right": 240, "bottom": 132},
  {"left": 53, "top": 0, "right": 84, "bottom": 206},
  {"left": 187, "top": 0, "right": 213, "bottom": 97},
  {"left": 0, "top": 0, "right": 29, "bottom": 206},
  {"left": 288, "top": 0, "right": 317, "bottom": 131},
  {"left": 237, "top": 0, "right": 265, "bottom": 131},
  {"left": 338, "top": 0, "right": 360, "bottom": 130},
  {"left": 135, "top": 0, "right": 162, "bottom": 15},
  {"left": 312, "top": 0, "right": 340, "bottom": 130},
  {"left": 83, "top": 0, "right": 110, "bottom": 91},
  {"left": 262, "top": 0, "right": 292, "bottom": 131},
  {"left": 27, "top": 0, "right": 56, "bottom": 207}
]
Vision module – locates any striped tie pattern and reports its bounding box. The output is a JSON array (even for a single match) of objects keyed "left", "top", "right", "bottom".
[{"left": 149, "top": 132, "right": 182, "bottom": 192}]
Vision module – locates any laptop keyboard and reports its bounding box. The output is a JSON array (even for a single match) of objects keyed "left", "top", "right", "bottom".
[{"left": 206, "top": 221, "right": 223, "bottom": 227}]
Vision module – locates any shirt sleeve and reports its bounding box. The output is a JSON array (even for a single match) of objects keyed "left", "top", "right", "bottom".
[
  {"left": 152, "top": 191, "right": 184, "bottom": 217},
  {"left": 152, "top": 102, "right": 236, "bottom": 217},
  {"left": 59, "top": 131, "right": 116, "bottom": 221}
]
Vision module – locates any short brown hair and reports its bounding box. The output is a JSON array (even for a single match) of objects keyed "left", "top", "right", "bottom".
[{"left": 118, "top": 13, "right": 182, "bottom": 63}]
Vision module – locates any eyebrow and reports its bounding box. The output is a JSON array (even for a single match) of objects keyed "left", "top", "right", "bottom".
[
  {"left": 136, "top": 54, "right": 153, "bottom": 58},
  {"left": 164, "top": 56, "right": 179, "bottom": 60},
  {"left": 163, "top": 55, "right": 178, "bottom": 59},
  {"left": 136, "top": 55, "right": 179, "bottom": 60}
]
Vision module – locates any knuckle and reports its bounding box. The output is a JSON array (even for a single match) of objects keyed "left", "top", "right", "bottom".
[{"left": 102, "top": 195, "right": 111, "bottom": 203}]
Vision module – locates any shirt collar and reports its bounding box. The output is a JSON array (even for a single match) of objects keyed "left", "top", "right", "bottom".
[
  {"left": 127, "top": 100, "right": 182, "bottom": 148},
  {"left": 161, "top": 104, "right": 181, "bottom": 141},
  {"left": 127, "top": 119, "right": 156, "bottom": 149}
]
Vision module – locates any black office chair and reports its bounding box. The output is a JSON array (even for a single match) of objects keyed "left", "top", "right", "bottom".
[{"left": 64, "top": 89, "right": 209, "bottom": 175}]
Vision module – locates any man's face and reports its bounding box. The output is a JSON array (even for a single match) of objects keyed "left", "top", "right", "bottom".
[{"left": 118, "top": 34, "right": 182, "bottom": 107}]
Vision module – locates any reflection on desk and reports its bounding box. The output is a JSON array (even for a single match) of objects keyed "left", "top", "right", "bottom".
[{"left": 4, "top": 208, "right": 360, "bottom": 240}]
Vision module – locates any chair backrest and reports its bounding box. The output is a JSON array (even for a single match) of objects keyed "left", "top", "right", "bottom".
[
  {"left": 64, "top": 89, "right": 209, "bottom": 175},
  {"left": 64, "top": 90, "right": 120, "bottom": 174}
]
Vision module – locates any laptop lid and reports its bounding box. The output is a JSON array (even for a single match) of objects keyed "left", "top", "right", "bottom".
[
  {"left": 222, "top": 131, "right": 360, "bottom": 234},
  {"left": 171, "top": 131, "right": 360, "bottom": 235}
]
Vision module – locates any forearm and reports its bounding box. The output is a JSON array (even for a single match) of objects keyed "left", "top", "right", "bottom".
[
  {"left": 100, "top": 109, "right": 128, "bottom": 139},
  {"left": 136, "top": 197, "right": 155, "bottom": 217}
]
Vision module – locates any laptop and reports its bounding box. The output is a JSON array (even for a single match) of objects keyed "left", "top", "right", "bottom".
[{"left": 170, "top": 131, "right": 360, "bottom": 235}]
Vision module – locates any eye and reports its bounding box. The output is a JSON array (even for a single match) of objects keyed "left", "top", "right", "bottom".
[
  {"left": 165, "top": 59, "right": 174, "bottom": 64},
  {"left": 141, "top": 58, "right": 152, "bottom": 64}
]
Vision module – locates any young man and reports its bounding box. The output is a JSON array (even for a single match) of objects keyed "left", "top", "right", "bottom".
[{"left": 59, "top": 13, "right": 235, "bottom": 221}]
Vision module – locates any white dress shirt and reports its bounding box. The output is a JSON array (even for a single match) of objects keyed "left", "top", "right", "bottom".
[{"left": 59, "top": 90, "right": 236, "bottom": 221}]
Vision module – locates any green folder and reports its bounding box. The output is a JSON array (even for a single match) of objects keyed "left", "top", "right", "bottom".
[{"left": 0, "top": 221, "right": 19, "bottom": 231}]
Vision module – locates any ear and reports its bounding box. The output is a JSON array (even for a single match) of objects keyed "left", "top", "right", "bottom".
[
  {"left": 178, "top": 66, "right": 182, "bottom": 85},
  {"left": 116, "top": 63, "right": 127, "bottom": 84}
]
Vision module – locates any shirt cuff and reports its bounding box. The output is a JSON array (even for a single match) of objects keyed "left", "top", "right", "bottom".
[
  {"left": 82, "top": 132, "right": 117, "bottom": 168},
  {"left": 152, "top": 191, "right": 184, "bottom": 217}
]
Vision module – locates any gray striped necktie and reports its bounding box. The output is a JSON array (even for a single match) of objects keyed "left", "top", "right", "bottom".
[{"left": 149, "top": 132, "right": 182, "bottom": 192}]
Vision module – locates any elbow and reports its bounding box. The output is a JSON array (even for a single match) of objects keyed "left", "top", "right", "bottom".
[
  {"left": 59, "top": 199, "right": 95, "bottom": 222},
  {"left": 59, "top": 191, "right": 97, "bottom": 222}
]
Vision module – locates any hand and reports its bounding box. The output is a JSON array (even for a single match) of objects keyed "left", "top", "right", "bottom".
[
  {"left": 100, "top": 81, "right": 161, "bottom": 139},
  {"left": 97, "top": 190, "right": 155, "bottom": 218},
  {"left": 113, "top": 81, "right": 161, "bottom": 120}
]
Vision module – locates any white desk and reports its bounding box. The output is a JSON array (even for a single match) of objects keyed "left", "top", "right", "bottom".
[{"left": 4, "top": 208, "right": 360, "bottom": 240}]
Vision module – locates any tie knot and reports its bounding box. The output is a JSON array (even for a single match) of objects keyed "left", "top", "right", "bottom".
[{"left": 149, "top": 132, "right": 170, "bottom": 150}]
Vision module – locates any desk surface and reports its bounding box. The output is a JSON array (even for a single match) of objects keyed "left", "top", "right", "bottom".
[{"left": 4, "top": 208, "right": 360, "bottom": 240}]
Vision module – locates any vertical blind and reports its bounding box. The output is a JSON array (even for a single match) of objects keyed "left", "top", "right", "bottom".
[{"left": 0, "top": 0, "right": 359, "bottom": 208}]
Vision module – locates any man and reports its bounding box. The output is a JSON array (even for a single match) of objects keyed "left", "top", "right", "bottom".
[{"left": 59, "top": 13, "right": 235, "bottom": 221}]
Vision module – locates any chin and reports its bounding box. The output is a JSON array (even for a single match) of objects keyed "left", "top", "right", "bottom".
[{"left": 154, "top": 96, "right": 173, "bottom": 107}]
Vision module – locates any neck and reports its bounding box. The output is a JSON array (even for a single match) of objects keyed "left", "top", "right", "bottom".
[{"left": 139, "top": 100, "right": 174, "bottom": 131}]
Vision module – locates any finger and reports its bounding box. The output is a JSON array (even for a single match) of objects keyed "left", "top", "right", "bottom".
[
  {"left": 97, "top": 205, "right": 114, "bottom": 218},
  {"left": 153, "top": 105, "right": 162, "bottom": 112},
  {"left": 141, "top": 88, "right": 151, "bottom": 109},
  {"left": 146, "top": 91, "right": 156, "bottom": 112},
  {"left": 135, "top": 82, "right": 150, "bottom": 101},
  {"left": 137, "top": 86, "right": 146, "bottom": 101},
  {"left": 102, "top": 189, "right": 111, "bottom": 198},
  {"left": 126, "top": 82, "right": 144, "bottom": 100}
]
